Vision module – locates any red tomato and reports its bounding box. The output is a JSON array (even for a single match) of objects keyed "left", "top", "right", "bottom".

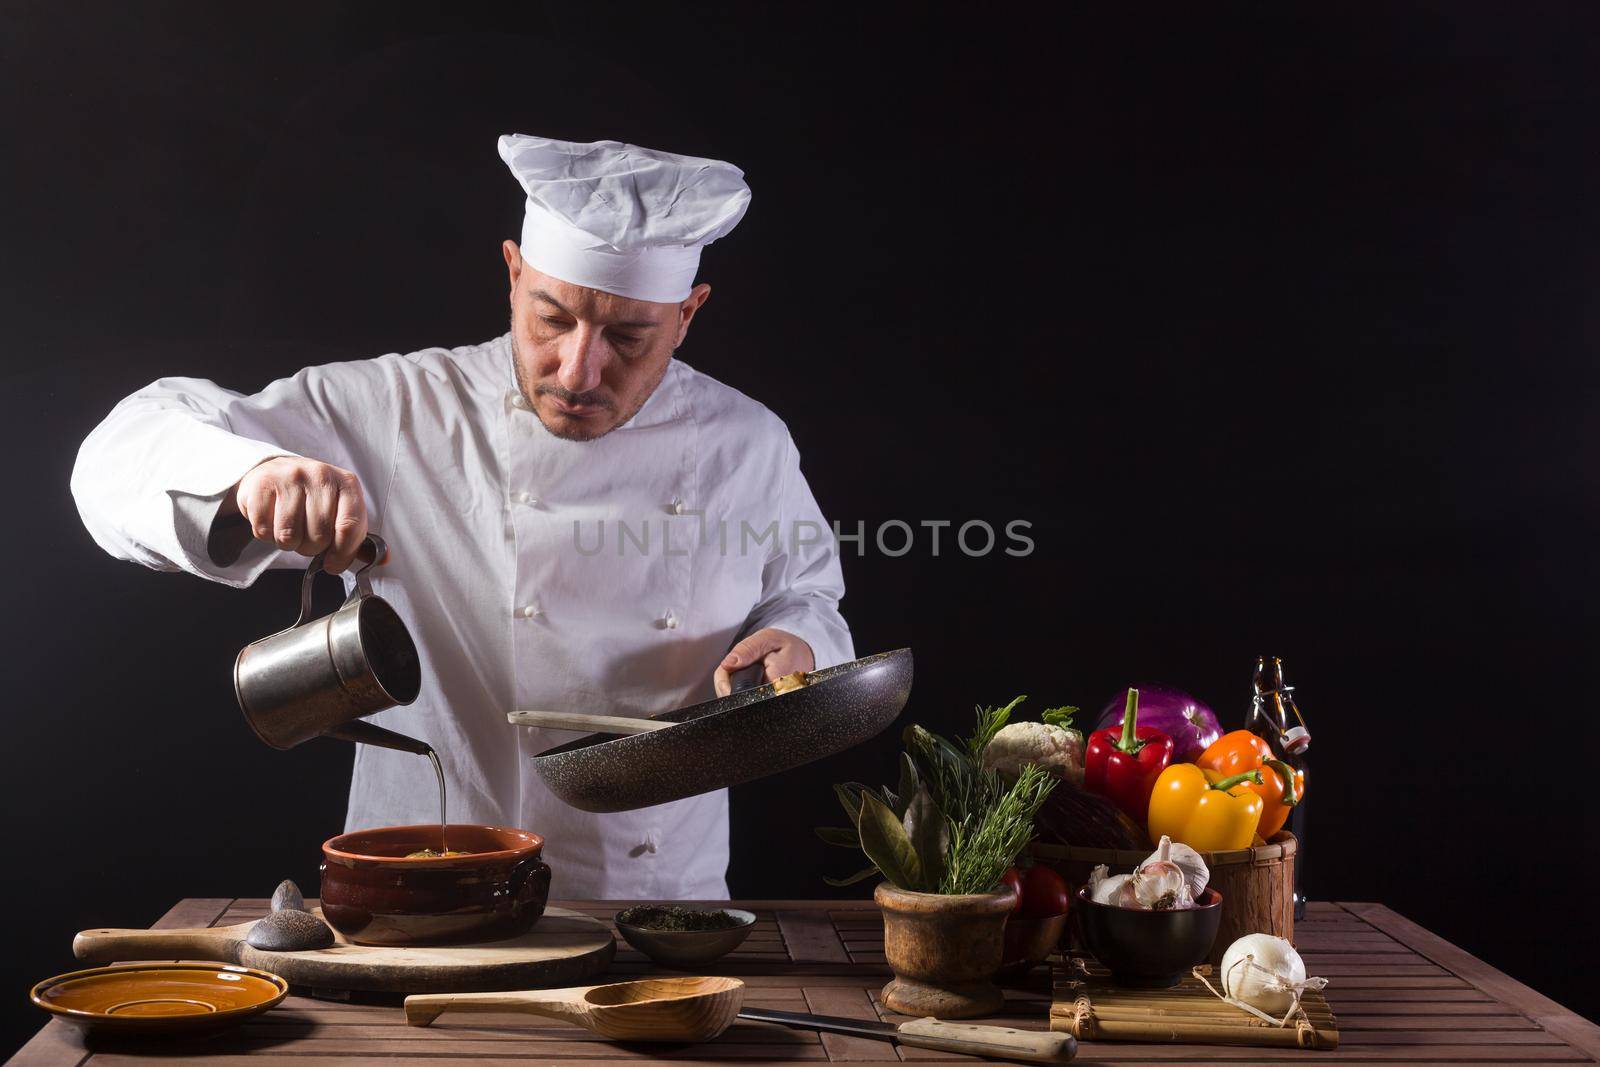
[
  {"left": 1016, "top": 865, "right": 1070, "bottom": 918},
  {"left": 999, "top": 867, "right": 1024, "bottom": 912}
]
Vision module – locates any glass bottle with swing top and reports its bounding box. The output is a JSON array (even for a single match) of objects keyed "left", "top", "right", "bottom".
[{"left": 1247, "top": 656, "right": 1311, "bottom": 919}]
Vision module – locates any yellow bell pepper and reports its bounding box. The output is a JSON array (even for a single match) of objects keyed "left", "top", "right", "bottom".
[{"left": 1146, "top": 763, "right": 1265, "bottom": 851}]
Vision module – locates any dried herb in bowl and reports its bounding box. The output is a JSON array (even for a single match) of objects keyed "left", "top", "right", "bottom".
[{"left": 615, "top": 905, "right": 747, "bottom": 931}]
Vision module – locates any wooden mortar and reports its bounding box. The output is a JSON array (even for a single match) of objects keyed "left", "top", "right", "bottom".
[{"left": 875, "top": 882, "right": 1018, "bottom": 1019}]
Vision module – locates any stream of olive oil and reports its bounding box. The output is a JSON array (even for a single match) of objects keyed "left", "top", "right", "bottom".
[{"left": 425, "top": 746, "right": 448, "bottom": 854}]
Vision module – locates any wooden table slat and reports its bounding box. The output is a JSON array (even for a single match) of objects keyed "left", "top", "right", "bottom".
[
  {"left": 3, "top": 1025, "right": 86, "bottom": 1067},
  {"left": 10, "top": 897, "right": 1596, "bottom": 1066},
  {"left": 778, "top": 910, "right": 852, "bottom": 963},
  {"left": 800, "top": 986, "right": 898, "bottom": 1061},
  {"left": 1341, "top": 902, "right": 1600, "bottom": 1064}
]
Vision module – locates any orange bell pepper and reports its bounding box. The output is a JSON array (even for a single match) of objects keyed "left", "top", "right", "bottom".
[{"left": 1196, "top": 730, "right": 1304, "bottom": 838}]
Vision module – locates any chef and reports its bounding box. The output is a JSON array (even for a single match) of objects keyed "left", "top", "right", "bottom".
[{"left": 70, "top": 133, "right": 855, "bottom": 898}]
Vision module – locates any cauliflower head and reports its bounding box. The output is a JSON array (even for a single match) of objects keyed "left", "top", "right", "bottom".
[{"left": 980, "top": 721, "right": 1085, "bottom": 786}]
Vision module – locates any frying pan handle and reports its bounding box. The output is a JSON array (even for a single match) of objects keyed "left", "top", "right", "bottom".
[{"left": 507, "top": 711, "right": 672, "bottom": 735}]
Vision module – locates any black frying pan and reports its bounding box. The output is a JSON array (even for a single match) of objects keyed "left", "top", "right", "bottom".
[{"left": 526, "top": 649, "right": 913, "bottom": 812}]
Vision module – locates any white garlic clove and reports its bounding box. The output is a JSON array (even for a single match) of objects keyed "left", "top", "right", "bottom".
[
  {"left": 1131, "top": 860, "right": 1192, "bottom": 910},
  {"left": 1091, "top": 872, "right": 1134, "bottom": 906}
]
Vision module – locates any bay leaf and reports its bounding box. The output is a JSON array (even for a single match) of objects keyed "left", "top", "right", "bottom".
[{"left": 857, "top": 788, "right": 923, "bottom": 891}]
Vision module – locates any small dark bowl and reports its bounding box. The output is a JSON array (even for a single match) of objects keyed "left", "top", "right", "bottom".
[
  {"left": 1075, "top": 886, "right": 1223, "bottom": 987},
  {"left": 320, "top": 824, "right": 550, "bottom": 946},
  {"left": 614, "top": 908, "right": 757, "bottom": 968}
]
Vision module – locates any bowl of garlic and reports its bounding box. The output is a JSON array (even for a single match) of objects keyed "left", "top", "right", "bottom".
[{"left": 1076, "top": 836, "right": 1224, "bottom": 987}]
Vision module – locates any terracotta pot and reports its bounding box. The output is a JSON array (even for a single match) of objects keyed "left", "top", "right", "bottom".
[
  {"left": 875, "top": 881, "right": 1018, "bottom": 1019},
  {"left": 320, "top": 824, "right": 551, "bottom": 945}
]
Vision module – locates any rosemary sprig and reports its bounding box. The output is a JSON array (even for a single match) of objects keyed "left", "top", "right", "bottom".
[{"left": 939, "top": 762, "right": 1056, "bottom": 895}]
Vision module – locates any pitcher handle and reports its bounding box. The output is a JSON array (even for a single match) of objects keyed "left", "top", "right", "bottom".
[{"left": 294, "top": 534, "right": 389, "bottom": 626}]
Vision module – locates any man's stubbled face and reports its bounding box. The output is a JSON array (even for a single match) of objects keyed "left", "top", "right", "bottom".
[{"left": 503, "top": 242, "right": 710, "bottom": 442}]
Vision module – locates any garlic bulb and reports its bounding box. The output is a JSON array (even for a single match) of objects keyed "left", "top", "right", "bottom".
[
  {"left": 1089, "top": 838, "right": 1208, "bottom": 910},
  {"left": 1220, "top": 934, "right": 1325, "bottom": 1015},
  {"left": 1087, "top": 864, "right": 1134, "bottom": 906},
  {"left": 1130, "top": 836, "right": 1194, "bottom": 910},
  {"left": 1159, "top": 838, "right": 1210, "bottom": 898}
]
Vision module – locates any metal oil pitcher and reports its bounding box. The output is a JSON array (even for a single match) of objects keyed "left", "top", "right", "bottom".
[{"left": 235, "top": 534, "right": 429, "bottom": 755}]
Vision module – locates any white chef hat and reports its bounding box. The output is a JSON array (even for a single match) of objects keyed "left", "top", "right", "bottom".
[{"left": 497, "top": 133, "right": 751, "bottom": 304}]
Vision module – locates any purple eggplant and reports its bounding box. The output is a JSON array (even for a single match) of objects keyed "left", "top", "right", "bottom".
[{"left": 1093, "top": 683, "right": 1222, "bottom": 763}]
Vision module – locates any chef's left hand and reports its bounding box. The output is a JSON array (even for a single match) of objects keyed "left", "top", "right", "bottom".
[{"left": 714, "top": 628, "right": 815, "bottom": 698}]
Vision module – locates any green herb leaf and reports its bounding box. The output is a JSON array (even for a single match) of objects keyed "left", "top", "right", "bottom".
[
  {"left": 823, "top": 865, "right": 882, "bottom": 888},
  {"left": 833, "top": 782, "right": 875, "bottom": 825},
  {"left": 967, "top": 695, "right": 1027, "bottom": 759},
  {"left": 815, "top": 826, "right": 861, "bottom": 849},
  {"left": 905, "top": 724, "right": 967, "bottom": 773},
  {"left": 1041, "top": 706, "right": 1079, "bottom": 729},
  {"left": 902, "top": 785, "right": 949, "bottom": 888},
  {"left": 857, "top": 788, "right": 924, "bottom": 891},
  {"left": 895, "top": 753, "right": 920, "bottom": 817}
]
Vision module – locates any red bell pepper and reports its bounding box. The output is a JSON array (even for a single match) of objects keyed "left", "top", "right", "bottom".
[{"left": 1084, "top": 688, "right": 1175, "bottom": 825}]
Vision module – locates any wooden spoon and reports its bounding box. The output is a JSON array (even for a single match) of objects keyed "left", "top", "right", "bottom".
[
  {"left": 405, "top": 977, "right": 1074, "bottom": 1060},
  {"left": 507, "top": 711, "right": 674, "bottom": 736},
  {"left": 405, "top": 976, "right": 742, "bottom": 1041}
]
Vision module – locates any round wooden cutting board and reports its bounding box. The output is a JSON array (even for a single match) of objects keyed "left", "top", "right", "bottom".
[{"left": 235, "top": 908, "right": 616, "bottom": 993}]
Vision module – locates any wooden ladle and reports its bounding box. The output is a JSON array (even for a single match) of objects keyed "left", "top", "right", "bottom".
[
  {"left": 406, "top": 976, "right": 1076, "bottom": 1061},
  {"left": 405, "top": 976, "right": 742, "bottom": 1041}
]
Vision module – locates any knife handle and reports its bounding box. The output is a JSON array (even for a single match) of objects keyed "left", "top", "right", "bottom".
[{"left": 896, "top": 1018, "right": 1076, "bottom": 1062}]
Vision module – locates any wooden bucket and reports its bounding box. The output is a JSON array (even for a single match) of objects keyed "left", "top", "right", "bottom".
[{"left": 1029, "top": 831, "right": 1296, "bottom": 966}]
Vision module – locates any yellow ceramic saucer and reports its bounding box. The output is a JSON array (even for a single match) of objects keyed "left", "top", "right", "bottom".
[{"left": 31, "top": 962, "right": 288, "bottom": 1036}]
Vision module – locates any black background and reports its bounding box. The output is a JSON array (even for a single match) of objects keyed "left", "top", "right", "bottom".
[{"left": 4, "top": 1, "right": 1597, "bottom": 1056}]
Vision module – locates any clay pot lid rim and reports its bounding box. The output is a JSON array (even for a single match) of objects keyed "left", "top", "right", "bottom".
[
  {"left": 322, "top": 823, "right": 545, "bottom": 864},
  {"left": 30, "top": 963, "right": 289, "bottom": 1020}
]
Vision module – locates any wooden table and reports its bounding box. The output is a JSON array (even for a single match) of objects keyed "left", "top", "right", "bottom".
[{"left": 12, "top": 900, "right": 1599, "bottom": 1066}]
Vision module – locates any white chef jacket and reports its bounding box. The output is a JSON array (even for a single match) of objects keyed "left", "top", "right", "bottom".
[{"left": 70, "top": 332, "right": 854, "bottom": 898}]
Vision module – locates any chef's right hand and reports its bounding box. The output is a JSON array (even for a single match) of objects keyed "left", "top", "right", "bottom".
[{"left": 225, "top": 456, "right": 369, "bottom": 574}]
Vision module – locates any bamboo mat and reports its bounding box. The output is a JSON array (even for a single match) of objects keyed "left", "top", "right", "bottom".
[{"left": 1051, "top": 956, "right": 1340, "bottom": 1050}]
